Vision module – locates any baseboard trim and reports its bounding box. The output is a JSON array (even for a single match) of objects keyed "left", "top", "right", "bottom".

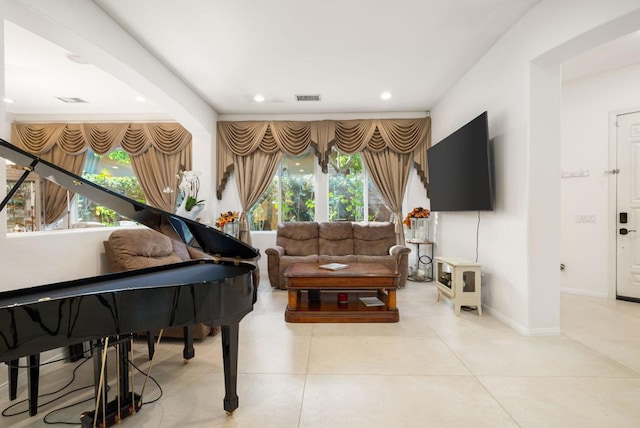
[
  {"left": 617, "top": 295, "right": 640, "bottom": 303},
  {"left": 561, "top": 287, "right": 608, "bottom": 298},
  {"left": 483, "top": 304, "right": 561, "bottom": 337}
]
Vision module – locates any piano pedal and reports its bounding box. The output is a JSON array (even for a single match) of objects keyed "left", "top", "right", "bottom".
[{"left": 79, "top": 393, "right": 141, "bottom": 428}]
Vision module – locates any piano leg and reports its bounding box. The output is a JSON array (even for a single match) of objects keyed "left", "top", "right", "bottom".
[
  {"left": 221, "top": 323, "right": 239, "bottom": 414},
  {"left": 183, "top": 325, "right": 194, "bottom": 361},
  {"left": 27, "top": 354, "right": 40, "bottom": 416},
  {"left": 146, "top": 332, "right": 156, "bottom": 359},
  {"left": 7, "top": 359, "right": 18, "bottom": 400},
  {"left": 146, "top": 327, "right": 195, "bottom": 362}
]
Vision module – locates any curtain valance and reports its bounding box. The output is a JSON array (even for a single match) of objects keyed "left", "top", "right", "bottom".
[
  {"left": 11, "top": 122, "right": 192, "bottom": 218},
  {"left": 216, "top": 117, "right": 431, "bottom": 199},
  {"left": 12, "top": 123, "right": 191, "bottom": 156}
]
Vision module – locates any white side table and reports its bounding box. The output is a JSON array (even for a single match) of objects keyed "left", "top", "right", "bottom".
[{"left": 434, "top": 257, "right": 482, "bottom": 315}]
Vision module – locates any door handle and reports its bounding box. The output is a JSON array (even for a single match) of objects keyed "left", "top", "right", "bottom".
[{"left": 620, "top": 228, "right": 636, "bottom": 235}]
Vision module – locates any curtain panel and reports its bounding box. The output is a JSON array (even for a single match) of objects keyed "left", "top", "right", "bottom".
[{"left": 11, "top": 122, "right": 192, "bottom": 221}]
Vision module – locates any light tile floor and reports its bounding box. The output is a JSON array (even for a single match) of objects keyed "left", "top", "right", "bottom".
[{"left": 2, "top": 281, "right": 640, "bottom": 427}]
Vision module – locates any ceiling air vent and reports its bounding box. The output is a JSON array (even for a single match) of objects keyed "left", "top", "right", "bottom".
[
  {"left": 295, "top": 94, "right": 321, "bottom": 102},
  {"left": 55, "top": 97, "right": 87, "bottom": 104}
]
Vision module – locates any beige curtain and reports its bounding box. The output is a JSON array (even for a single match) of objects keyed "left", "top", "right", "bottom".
[
  {"left": 217, "top": 117, "right": 431, "bottom": 244},
  {"left": 234, "top": 150, "right": 283, "bottom": 244},
  {"left": 362, "top": 148, "right": 413, "bottom": 245},
  {"left": 217, "top": 121, "right": 304, "bottom": 243},
  {"left": 11, "top": 122, "right": 192, "bottom": 223}
]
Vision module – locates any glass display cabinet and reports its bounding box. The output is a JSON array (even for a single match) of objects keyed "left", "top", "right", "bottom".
[{"left": 5, "top": 167, "right": 44, "bottom": 232}]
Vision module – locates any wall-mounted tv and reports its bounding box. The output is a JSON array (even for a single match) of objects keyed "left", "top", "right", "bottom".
[{"left": 427, "top": 111, "right": 493, "bottom": 212}]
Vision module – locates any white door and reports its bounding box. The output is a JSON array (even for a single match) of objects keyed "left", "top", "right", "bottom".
[{"left": 616, "top": 111, "right": 640, "bottom": 300}]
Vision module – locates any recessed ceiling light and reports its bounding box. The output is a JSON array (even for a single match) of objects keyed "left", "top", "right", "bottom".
[
  {"left": 381, "top": 91, "right": 392, "bottom": 100},
  {"left": 299, "top": 169, "right": 304, "bottom": 173},
  {"left": 134, "top": 95, "right": 146, "bottom": 103},
  {"left": 254, "top": 94, "right": 265, "bottom": 103},
  {"left": 3, "top": 97, "right": 14, "bottom": 104},
  {"left": 295, "top": 162, "right": 300, "bottom": 166}
]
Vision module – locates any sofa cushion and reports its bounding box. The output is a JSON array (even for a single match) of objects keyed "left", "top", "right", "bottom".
[
  {"left": 353, "top": 222, "right": 397, "bottom": 256},
  {"left": 105, "top": 229, "right": 184, "bottom": 271},
  {"left": 319, "top": 255, "right": 358, "bottom": 264},
  {"left": 318, "top": 222, "right": 354, "bottom": 255},
  {"left": 277, "top": 222, "right": 319, "bottom": 256},
  {"left": 356, "top": 254, "right": 396, "bottom": 269}
]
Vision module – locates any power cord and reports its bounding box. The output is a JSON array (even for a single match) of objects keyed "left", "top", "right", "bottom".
[
  {"left": 1, "top": 342, "right": 163, "bottom": 425},
  {"left": 475, "top": 210, "right": 480, "bottom": 263},
  {"left": 2, "top": 356, "right": 94, "bottom": 418}
]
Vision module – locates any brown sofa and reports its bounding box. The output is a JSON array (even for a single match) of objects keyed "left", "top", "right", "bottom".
[
  {"left": 103, "top": 228, "right": 218, "bottom": 340},
  {"left": 265, "top": 221, "right": 410, "bottom": 289}
]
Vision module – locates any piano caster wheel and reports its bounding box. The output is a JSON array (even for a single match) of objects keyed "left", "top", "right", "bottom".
[
  {"left": 226, "top": 410, "right": 234, "bottom": 416},
  {"left": 183, "top": 359, "right": 189, "bottom": 365}
]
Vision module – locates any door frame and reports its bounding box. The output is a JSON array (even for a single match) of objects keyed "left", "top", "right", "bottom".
[{"left": 608, "top": 108, "right": 640, "bottom": 299}]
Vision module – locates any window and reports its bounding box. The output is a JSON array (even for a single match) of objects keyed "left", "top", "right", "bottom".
[
  {"left": 249, "top": 151, "right": 316, "bottom": 231},
  {"left": 328, "top": 148, "right": 391, "bottom": 222},
  {"left": 76, "top": 149, "right": 145, "bottom": 226},
  {"left": 249, "top": 148, "right": 391, "bottom": 230}
]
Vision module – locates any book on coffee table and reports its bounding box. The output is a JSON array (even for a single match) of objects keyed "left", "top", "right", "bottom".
[
  {"left": 319, "top": 263, "right": 349, "bottom": 271},
  {"left": 359, "top": 296, "right": 385, "bottom": 307}
]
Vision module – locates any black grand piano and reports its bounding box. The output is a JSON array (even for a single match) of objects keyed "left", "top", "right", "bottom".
[{"left": 0, "top": 138, "right": 259, "bottom": 422}]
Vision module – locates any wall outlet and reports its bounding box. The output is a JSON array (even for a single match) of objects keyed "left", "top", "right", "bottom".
[{"left": 575, "top": 214, "right": 596, "bottom": 223}]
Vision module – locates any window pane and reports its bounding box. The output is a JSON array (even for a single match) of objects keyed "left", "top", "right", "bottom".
[
  {"left": 249, "top": 151, "right": 316, "bottom": 230},
  {"left": 77, "top": 149, "right": 145, "bottom": 226},
  {"left": 281, "top": 152, "right": 315, "bottom": 222},
  {"left": 328, "top": 149, "right": 364, "bottom": 222}
]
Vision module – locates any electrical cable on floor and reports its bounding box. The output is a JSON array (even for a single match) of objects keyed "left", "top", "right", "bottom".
[
  {"left": 1, "top": 341, "right": 164, "bottom": 424},
  {"left": 129, "top": 359, "right": 164, "bottom": 405},
  {"left": 1, "top": 356, "right": 93, "bottom": 417}
]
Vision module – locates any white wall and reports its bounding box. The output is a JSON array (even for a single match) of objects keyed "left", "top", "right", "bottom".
[
  {"left": 430, "top": 0, "right": 640, "bottom": 334},
  {"left": 560, "top": 64, "right": 640, "bottom": 297}
]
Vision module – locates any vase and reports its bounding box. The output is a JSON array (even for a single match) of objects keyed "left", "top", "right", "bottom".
[
  {"left": 175, "top": 198, "right": 204, "bottom": 221},
  {"left": 410, "top": 217, "right": 429, "bottom": 241},
  {"left": 223, "top": 222, "right": 239, "bottom": 238}
]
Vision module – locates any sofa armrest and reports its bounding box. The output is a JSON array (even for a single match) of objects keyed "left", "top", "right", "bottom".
[
  {"left": 389, "top": 244, "right": 411, "bottom": 287},
  {"left": 266, "top": 246, "right": 285, "bottom": 288},
  {"left": 187, "top": 246, "right": 215, "bottom": 260},
  {"left": 389, "top": 244, "right": 411, "bottom": 258},
  {"left": 265, "top": 245, "right": 285, "bottom": 257}
]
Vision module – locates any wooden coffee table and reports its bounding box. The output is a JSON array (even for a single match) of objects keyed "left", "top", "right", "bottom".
[{"left": 284, "top": 262, "right": 399, "bottom": 323}]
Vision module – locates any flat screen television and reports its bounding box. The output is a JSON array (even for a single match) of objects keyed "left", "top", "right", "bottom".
[{"left": 427, "top": 111, "right": 493, "bottom": 211}]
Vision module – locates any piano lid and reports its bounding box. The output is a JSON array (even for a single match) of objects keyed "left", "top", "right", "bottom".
[{"left": 0, "top": 138, "right": 259, "bottom": 260}]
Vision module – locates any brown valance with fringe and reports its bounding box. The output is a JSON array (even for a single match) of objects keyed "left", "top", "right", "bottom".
[
  {"left": 11, "top": 122, "right": 192, "bottom": 221},
  {"left": 216, "top": 117, "right": 431, "bottom": 199}
]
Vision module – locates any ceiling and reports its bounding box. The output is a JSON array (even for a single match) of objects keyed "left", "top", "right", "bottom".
[{"left": 3, "top": 1, "right": 640, "bottom": 118}]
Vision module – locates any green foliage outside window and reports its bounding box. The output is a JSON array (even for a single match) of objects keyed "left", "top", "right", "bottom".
[
  {"left": 328, "top": 151, "right": 364, "bottom": 222},
  {"left": 282, "top": 174, "right": 315, "bottom": 222},
  {"left": 248, "top": 149, "right": 390, "bottom": 230},
  {"left": 107, "top": 150, "right": 131, "bottom": 164},
  {"left": 77, "top": 169, "right": 145, "bottom": 226}
]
